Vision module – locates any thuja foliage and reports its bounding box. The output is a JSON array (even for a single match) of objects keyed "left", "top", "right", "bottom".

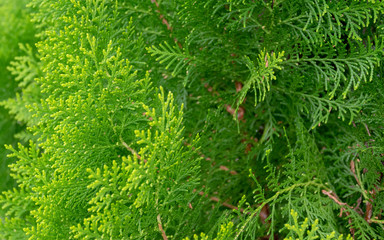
[
  {"left": 0, "top": 0, "right": 36, "bottom": 192},
  {"left": 1, "top": 0, "right": 384, "bottom": 239}
]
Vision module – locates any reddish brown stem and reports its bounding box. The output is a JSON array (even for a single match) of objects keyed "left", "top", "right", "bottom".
[
  {"left": 322, "top": 190, "right": 351, "bottom": 208},
  {"left": 150, "top": 0, "right": 183, "bottom": 48},
  {"left": 120, "top": 138, "right": 147, "bottom": 163},
  {"left": 196, "top": 190, "right": 244, "bottom": 213},
  {"left": 157, "top": 214, "right": 168, "bottom": 240}
]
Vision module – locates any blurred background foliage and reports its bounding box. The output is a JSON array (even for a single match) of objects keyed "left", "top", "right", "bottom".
[{"left": 0, "top": 0, "right": 36, "bottom": 192}]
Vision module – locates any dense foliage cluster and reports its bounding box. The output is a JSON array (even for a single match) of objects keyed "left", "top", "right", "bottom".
[
  {"left": 1, "top": 0, "right": 384, "bottom": 239},
  {"left": 0, "top": 0, "right": 35, "bottom": 192}
]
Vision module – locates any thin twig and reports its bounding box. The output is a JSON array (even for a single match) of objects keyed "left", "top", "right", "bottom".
[
  {"left": 196, "top": 190, "right": 244, "bottom": 213},
  {"left": 350, "top": 160, "right": 361, "bottom": 186},
  {"left": 322, "top": 190, "right": 351, "bottom": 208},
  {"left": 150, "top": 0, "right": 183, "bottom": 48},
  {"left": 219, "top": 165, "right": 238, "bottom": 175},
  {"left": 322, "top": 190, "right": 356, "bottom": 237},
  {"left": 368, "top": 218, "right": 384, "bottom": 224},
  {"left": 364, "top": 123, "right": 371, "bottom": 136},
  {"left": 120, "top": 137, "right": 147, "bottom": 163},
  {"left": 157, "top": 214, "right": 168, "bottom": 240}
]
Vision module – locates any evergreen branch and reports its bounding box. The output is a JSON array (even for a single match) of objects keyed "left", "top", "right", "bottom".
[
  {"left": 284, "top": 38, "right": 382, "bottom": 99},
  {"left": 283, "top": 209, "right": 353, "bottom": 240},
  {"left": 234, "top": 181, "right": 329, "bottom": 240},
  {"left": 147, "top": 41, "right": 193, "bottom": 77},
  {"left": 219, "top": 1, "right": 267, "bottom": 29},
  {"left": 236, "top": 50, "right": 284, "bottom": 111},
  {"left": 280, "top": 1, "right": 382, "bottom": 45},
  {"left": 273, "top": 86, "right": 366, "bottom": 129}
]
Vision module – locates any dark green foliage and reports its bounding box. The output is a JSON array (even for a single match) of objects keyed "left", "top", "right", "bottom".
[{"left": 0, "top": 0, "right": 383, "bottom": 239}]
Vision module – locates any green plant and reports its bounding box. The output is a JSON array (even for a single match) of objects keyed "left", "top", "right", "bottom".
[
  {"left": 283, "top": 209, "right": 353, "bottom": 240},
  {"left": 0, "top": 0, "right": 383, "bottom": 239},
  {"left": 0, "top": 0, "right": 36, "bottom": 192}
]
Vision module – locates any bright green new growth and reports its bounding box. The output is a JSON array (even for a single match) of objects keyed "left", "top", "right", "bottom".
[
  {"left": 284, "top": 210, "right": 353, "bottom": 240},
  {"left": 1, "top": 0, "right": 384, "bottom": 239},
  {"left": 183, "top": 222, "right": 236, "bottom": 240},
  {"left": 71, "top": 88, "right": 201, "bottom": 239}
]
